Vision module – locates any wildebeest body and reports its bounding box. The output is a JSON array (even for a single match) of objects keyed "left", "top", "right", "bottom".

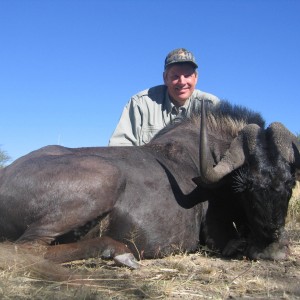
[
  {"left": 0, "top": 144, "right": 203, "bottom": 259},
  {"left": 0, "top": 101, "right": 299, "bottom": 266}
]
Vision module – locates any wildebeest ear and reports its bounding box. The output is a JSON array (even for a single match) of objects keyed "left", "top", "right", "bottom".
[
  {"left": 156, "top": 153, "right": 199, "bottom": 195},
  {"left": 267, "top": 122, "right": 300, "bottom": 170}
]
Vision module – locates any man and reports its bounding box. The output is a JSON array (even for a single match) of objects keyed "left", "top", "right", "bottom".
[{"left": 108, "top": 48, "right": 219, "bottom": 146}]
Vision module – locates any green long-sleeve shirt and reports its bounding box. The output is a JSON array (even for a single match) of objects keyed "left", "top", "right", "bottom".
[{"left": 109, "top": 85, "right": 219, "bottom": 146}]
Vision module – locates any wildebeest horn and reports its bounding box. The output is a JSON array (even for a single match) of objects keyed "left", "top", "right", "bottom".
[
  {"left": 267, "top": 122, "right": 300, "bottom": 169},
  {"left": 193, "top": 100, "right": 262, "bottom": 185}
]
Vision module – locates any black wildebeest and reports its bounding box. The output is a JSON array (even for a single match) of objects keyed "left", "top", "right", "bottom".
[{"left": 0, "top": 101, "right": 299, "bottom": 268}]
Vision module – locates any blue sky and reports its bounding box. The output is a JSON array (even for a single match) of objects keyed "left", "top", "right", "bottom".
[{"left": 0, "top": 0, "right": 299, "bottom": 162}]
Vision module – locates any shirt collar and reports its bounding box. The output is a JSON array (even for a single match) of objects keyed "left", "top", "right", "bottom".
[{"left": 164, "top": 89, "right": 192, "bottom": 114}]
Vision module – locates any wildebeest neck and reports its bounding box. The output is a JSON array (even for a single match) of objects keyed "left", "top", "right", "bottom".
[{"left": 145, "top": 120, "right": 201, "bottom": 199}]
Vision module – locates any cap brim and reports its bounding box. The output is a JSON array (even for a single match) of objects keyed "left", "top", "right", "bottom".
[{"left": 165, "top": 61, "right": 198, "bottom": 70}]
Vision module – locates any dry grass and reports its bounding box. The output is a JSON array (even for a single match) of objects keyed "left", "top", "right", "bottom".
[
  {"left": 2, "top": 248, "right": 300, "bottom": 299},
  {"left": 1, "top": 184, "right": 300, "bottom": 299},
  {"left": 287, "top": 182, "right": 300, "bottom": 225}
]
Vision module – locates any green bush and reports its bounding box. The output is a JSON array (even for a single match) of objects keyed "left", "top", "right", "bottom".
[{"left": 0, "top": 147, "right": 10, "bottom": 168}]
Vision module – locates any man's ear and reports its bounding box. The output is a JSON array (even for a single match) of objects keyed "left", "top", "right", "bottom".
[
  {"left": 194, "top": 71, "right": 198, "bottom": 83},
  {"left": 163, "top": 71, "right": 167, "bottom": 85}
]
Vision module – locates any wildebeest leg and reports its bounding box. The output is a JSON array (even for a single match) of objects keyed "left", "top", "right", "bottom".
[{"left": 44, "top": 236, "right": 139, "bottom": 269}]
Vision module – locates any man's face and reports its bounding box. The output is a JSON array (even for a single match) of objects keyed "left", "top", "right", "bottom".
[{"left": 163, "top": 63, "right": 198, "bottom": 106}]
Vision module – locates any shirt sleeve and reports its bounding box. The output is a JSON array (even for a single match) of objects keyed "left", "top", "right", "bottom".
[{"left": 108, "top": 98, "right": 142, "bottom": 146}]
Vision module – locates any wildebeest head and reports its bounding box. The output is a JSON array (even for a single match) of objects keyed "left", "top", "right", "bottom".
[
  {"left": 230, "top": 127, "right": 296, "bottom": 258},
  {"left": 194, "top": 100, "right": 300, "bottom": 259}
]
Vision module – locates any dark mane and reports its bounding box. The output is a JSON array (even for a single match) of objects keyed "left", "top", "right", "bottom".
[
  {"left": 151, "top": 100, "right": 265, "bottom": 141},
  {"left": 210, "top": 101, "right": 265, "bottom": 128}
]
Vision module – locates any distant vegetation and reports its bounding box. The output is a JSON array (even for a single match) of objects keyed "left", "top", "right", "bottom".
[{"left": 0, "top": 147, "right": 10, "bottom": 168}]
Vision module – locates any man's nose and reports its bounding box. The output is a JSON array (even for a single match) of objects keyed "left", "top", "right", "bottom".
[{"left": 178, "top": 75, "right": 186, "bottom": 84}]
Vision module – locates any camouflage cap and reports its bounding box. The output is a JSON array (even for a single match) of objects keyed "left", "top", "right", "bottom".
[{"left": 164, "top": 48, "right": 198, "bottom": 70}]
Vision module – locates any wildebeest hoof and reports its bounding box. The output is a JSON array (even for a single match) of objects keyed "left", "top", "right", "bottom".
[{"left": 114, "top": 253, "right": 140, "bottom": 269}]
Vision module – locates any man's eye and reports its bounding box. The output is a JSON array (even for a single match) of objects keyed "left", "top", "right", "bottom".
[{"left": 185, "top": 73, "right": 193, "bottom": 78}]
